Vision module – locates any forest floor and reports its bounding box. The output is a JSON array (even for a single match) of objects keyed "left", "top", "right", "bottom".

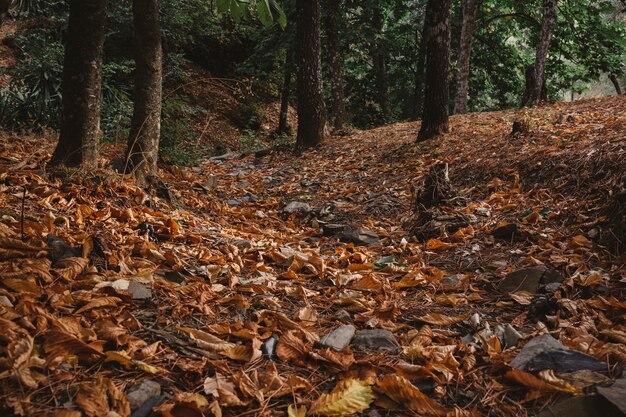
[{"left": 0, "top": 94, "right": 625, "bottom": 417}]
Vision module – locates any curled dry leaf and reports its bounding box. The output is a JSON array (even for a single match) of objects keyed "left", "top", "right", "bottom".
[
  {"left": 310, "top": 378, "right": 374, "bottom": 416},
  {"left": 375, "top": 374, "right": 446, "bottom": 416}
]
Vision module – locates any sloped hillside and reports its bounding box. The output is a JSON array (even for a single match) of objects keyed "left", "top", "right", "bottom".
[{"left": 0, "top": 94, "right": 624, "bottom": 417}]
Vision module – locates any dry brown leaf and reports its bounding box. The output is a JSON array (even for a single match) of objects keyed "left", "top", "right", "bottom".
[
  {"left": 376, "top": 374, "right": 446, "bottom": 416},
  {"left": 75, "top": 296, "right": 121, "bottom": 314}
]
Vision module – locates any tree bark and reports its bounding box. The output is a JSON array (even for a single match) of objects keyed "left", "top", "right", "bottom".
[
  {"left": 521, "top": 0, "right": 556, "bottom": 107},
  {"left": 454, "top": 0, "right": 480, "bottom": 115},
  {"left": 125, "top": 0, "right": 163, "bottom": 182},
  {"left": 609, "top": 73, "right": 622, "bottom": 95},
  {"left": 49, "top": 0, "right": 108, "bottom": 168},
  {"left": 277, "top": 52, "right": 293, "bottom": 135},
  {"left": 417, "top": 0, "right": 452, "bottom": 141},
  {"left": 326, "top": 0, "right": 347, "bottom": 131},
  {"left": 370, "top": 1, "right": 392, "bottom": 122},
  {"left": 295, "top": 0, "right": 326, "bottom": 152},
  {"left": 413, "top": 18, "right": 428, "bottom": 119}
]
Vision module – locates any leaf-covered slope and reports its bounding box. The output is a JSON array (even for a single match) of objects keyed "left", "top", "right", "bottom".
[{"left": 0, "top": 94, "right": 624, "bottom": 417}]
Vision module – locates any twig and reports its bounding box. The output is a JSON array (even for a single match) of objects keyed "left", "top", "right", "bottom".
[{"left": 20, "top": 185, "right": 26, "bottom": 241}]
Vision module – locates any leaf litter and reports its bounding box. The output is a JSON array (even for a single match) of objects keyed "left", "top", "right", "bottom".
[{"left": 0, "top": 95, "right": 625, "bottom": 416}]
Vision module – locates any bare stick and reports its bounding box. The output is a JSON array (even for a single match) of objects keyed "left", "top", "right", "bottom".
[{"left": 20, "top": 185, "right": 26, "bottom": 241}]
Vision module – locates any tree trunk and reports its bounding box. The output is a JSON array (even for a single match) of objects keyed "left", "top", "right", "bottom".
[
  {"left": 370, "top": 2, "right": 392, "bottom": 122},
  {"left": 413, "top": 19, "right": 428, "bottom": 119},
  {"left": 609, "top": 73, "right": 622, "bottom": 95},
  {"left": 49, "top": 0, "right": 108, "bottom": 168},
  {"left": 295, "top": 0, "right": 326, "bottom": 152},
  {"left": 417, "top": 0, "right": 452, "bottom": 141},
  {"left": 277, "top": 52, "right": 293, "bottom": 135},
  {"left": 326, "top": 0, "right": 347, "bottom": 131},
  {"left": 521, "top": 0, "right": 556, "bottom": 107},
  {"left": 125, "top": 0, "right": 163, "bottom": 182},
  {"left": 453, "top": 0, "right": 480, "bottom": 115}
]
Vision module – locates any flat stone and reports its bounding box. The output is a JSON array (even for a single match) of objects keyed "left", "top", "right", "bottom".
[
  {"left": 561, "top": 370, "right": 612, "bottom": 390},
  {"left": 598, "top": 378, "right": 626, "bottom": 414},
  {"left": 283, "top": 201, "right": 313, "bottom": 215},
  {"left": 128, "top": 281, "right": 152, "bottom": 300},
  {"left": 537, "top": 395, "right": 623, "bottom": 417},
  {"left": 320, "top": 325, "right": 356, "bottom": 352},
  {"left": 340, "top": 227, "right": 380, "bottom": 247},
  {"left": 511, "top": 334, "right": 606, "bottom": 373},
  {"left": 497, "top": 266, "right": 563, "bottom": 294},
  {"left": 126, "top": 380, "right": 161, "bottom": 410},
  {"left": 503, "top": 325, "right": 523, "bottom": 347},
  {"left": 334, "top": 309, "right": 352, "bottom": 323},
  {"left": 351, "top": 329, "right": 399, "bottom": 353}
]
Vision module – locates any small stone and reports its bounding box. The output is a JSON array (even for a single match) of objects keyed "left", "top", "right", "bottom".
[
  {"left": 561, "top": 370, "right": 612, "bottom": 390},
  {"left": 340, "top": 227, "right": 380, "bottom": 247},
  {"left": 498, "top": 266, "right": 563, "bottom": 294},
  {"left": 128, "top": 281, "right": 152, "bottom": 300},
  {"left": 351, "top": 329, "right": 399, "bottom": 352},
  {"left": 320, "top": 325, "right": 356, "bottom": 352},
  {"left": 511, "top": 334, "right": 606, "bottom": 373},
  {"left": 334, "top": 309, "right": 352, "bottom": 323},
  {"left": 503, "top": 325, "right": 523, "bottom": 347},
  {"left": 283, "top": 201, "right": 313, "bottom": 214},
  {"left": 536, "top": 395, "right": 617, "bottom": 417},
  {"left": 474, "top": 207, "right": 491, "bottom": 217},
  {"left": 597, "top": 378, "right": 626, "bottom": 413},
  {"left": 126, "top": 380, "right": 161, "bottom": 410}
]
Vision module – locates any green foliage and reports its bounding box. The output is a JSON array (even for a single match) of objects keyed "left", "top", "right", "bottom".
[
  {"left": 159, "top": 97, "right": 200, "bottom": 166},
  {"left": 0, "top": 29, "right": 64, "bottom": 132}
]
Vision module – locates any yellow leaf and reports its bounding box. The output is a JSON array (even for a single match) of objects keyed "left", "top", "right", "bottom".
[
  {"left": 415, "top": 313, "right": 469, "bottom": 326},
  {"left": 288, "top": 404, "right": 307, "bottom": 417},
  {"left": 310, "top": 378, "right": 374, "bottom": 416}
]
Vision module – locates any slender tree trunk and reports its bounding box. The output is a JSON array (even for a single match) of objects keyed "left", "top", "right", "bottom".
[
  {"left": 295, "top": 0, "right": 326, "bottom": 152},
  {"left": 413, "top": 19, "right": 428, "bottom": 119},
  {"left": 417, "top": 0, "right": 452, "bottom": 141},
  {"left": 326, "top": 0, "right": 347, "bottom": 131},
  {"left": 277, "top": 52, "right": 293, "bottom": 135},
  {"left": 609, "top": 73, "right": 622, "bottom": 95},
  {"left": 125, "top": 0, "right": 162, "bottom": 182},
  {"left": 454, "top": 0, "right": 480, "bottom": 115},
  {"left": 49, "top": 0, "right": 108, "bottom": 168},
  {"left": 370, "top": 2, "right": 392, "bottom": 122},
  {"left": 521, "top": 0, "right": 556, "bottom": 107}
]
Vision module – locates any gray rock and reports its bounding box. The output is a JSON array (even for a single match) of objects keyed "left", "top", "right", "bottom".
[
  {"left": 511, "top": 334, "right": 606, "bottom": 373},
  {"left": 351, "top": 329, "right": 399, "bottom": 353},
  {"left": 128, "top": 281, "right": 152, "bottom": 300},
  {"left": 320, "top": 325, "right": 356, "bottom": 352},
  {"left": 561, "top": 370, "right": 612, "bottom": 390},
  {"left": 537, "top": 395, "right": 623, "bottom": 417},
  {"left": 334, "top": 309, "right": 352, "bottom": 323},
  {"left": 597, "top": 378, "right": 626, "bottom": 414},
  {"left": 340, "top": 227, "right": 380, "bottom": 247},
  {"left": 497, "top": 266, "right": 563, "bottom": 294},
  {"left": 283, "top": 201, "right": 313, "bottom": 215},
  {"left": 503, "top": 325, "right": 523, "bottom": 347},
  {"left": 126, "top": 380, "right": 161, "bottom": 410}
]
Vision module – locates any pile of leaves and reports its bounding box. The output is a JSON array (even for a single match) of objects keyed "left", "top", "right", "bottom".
[{"left": 0, "top": 94, "right": 624, "bottom": 417}]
